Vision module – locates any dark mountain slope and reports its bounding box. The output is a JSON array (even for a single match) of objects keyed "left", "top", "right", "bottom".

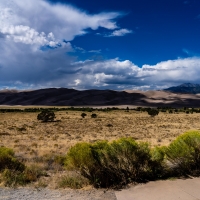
[
  {"left": 0, "top": 88, "right": 145, "bottom": 106},
  {"left": 164, "top": 83, "right": 200, "bottom": 94},
  {"left": 1, "top": 87, "right": 200, "bottom": 107}
]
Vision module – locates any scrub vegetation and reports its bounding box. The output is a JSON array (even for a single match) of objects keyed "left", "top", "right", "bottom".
[
  {"left": 65, "top": 131, "right": 200, "bottom": 188},
  {"left": 0, "top": 106, "right": 200, "bottom": 188}
]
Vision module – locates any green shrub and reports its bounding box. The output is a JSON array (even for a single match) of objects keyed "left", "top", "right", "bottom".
[
  {"left": 65, "top": 142, "right": 94, "bottom": 170},
  {"left": 65, "top": 139, "right": 163, "bottom": 188},
  {"left": 0, "top": 147, "right": 25, "bottom": 172},
  {"left": 147, "top": 109, "right": 159, "bottom": 117},
  {"left": 165, "top": 131, "right": 200, "bottom": 176},
  {"left": 63, "top": 131, "right": 200, "bottom": 188},
  {"left": 0, "top": 147, "right": 25, "bottom": 186},
  {"left": 54, "top": 155, "right": 66, "bottom": 166},
  {"left": 37, "top": 110, "right": 56, "bottom": 122},
  {"left": 91, "top": 113, "right": 97, "bottom": 118},
  {"left": 2, "top": 164, "right": 46, "bottom": 187},
  {"left": 65, "top": 141, "right": 113, "bottom": 187},
  {"left": 2, "top": 169, "right": 27, "bottom": 187},
  {"left": 149, "top": 146, "right": 168, "bottom": 178},
  {"left": 0, "top": 147, "right": 46, "bottom": 186},
  {"left": 81, "top": 113, "right": 87, "bottom": 118},
  {"left": 102, "top": 139, "right": 152, "bottom": 186}
]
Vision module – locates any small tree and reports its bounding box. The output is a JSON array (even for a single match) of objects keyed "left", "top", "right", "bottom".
[
  {"left": 91, "top": 113, "right": 97, "bottom": 118},
  {"left": 147, "top": 109, "right": 159, "bottom": 117},
  {"left": 81, "top": 113, "right": 87, "bottom": 118},
  {"left": 37, "top": 110, "right": 56, "bottom": 122}
]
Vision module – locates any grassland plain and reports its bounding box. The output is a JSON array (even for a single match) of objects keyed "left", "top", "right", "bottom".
[{"left": 0, "top": 107, "right": 200, "bottom": 188}]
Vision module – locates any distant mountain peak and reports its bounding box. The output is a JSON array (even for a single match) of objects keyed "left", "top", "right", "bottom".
[
  {"left": 179, "top": 83, "right": 200, "bottom": 88},
  {"left": 164, "top": 83, "right": 200, "bottom": 94}
]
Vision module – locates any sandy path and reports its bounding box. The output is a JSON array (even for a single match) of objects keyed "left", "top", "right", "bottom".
[{"left": 115, "top": 178, "right": 200, "bottom": 200}]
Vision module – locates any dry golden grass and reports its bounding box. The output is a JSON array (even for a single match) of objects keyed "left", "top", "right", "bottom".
[{"left": 0, "top": 108, "right": 200, "bottom": 188}]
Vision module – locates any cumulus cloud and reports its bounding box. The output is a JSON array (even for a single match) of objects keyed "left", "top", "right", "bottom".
[
  {"left": 1, "top": 25, "right": 59, "bottom": 47},
  {"left": 108, "top": 28, "right": 133, "bottom": 37},
  {"left": 0, "top": 0, "right": 122, "bottom": 46},
  {"left": 70, "top": 57, "right": 200, "bottom": 89},
  {"left": 1, "top": 39, "right": 200, "bottom": 90}
]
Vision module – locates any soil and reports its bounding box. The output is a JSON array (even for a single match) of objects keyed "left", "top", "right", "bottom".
[{"left": 0, "top": 187, "right": 117, "bottom": 200}]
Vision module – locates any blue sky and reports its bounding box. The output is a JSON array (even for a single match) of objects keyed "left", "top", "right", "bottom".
[
  {"left": 57, "top": 0, "right": 200, "bottom": 66},
  {"left": 0, "top": 0, "right": 200, "bottom": 90}
]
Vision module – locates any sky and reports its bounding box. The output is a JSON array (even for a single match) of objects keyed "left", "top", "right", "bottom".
[{"left": 0, "top": 0, "right": 200, "bottom": 91}]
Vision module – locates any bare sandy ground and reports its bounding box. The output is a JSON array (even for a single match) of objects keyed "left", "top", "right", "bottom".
[
  {"left": 115, "top": 177, "right": 200, "bottom": 200},
  {"left": 126, "top": 90, "right": 200, "bottom": 105},
  {"left": 0, "top": 187, "right": 117, "bottom": 200}
]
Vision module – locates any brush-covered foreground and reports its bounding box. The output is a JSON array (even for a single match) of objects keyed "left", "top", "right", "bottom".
[
  {"left": 66, "top": 131, "right": 200, "bottom": 188},
  {"left": 1, "top": 131, "right": 200, "bottom": 188},
  {"left": 0, "top": 108, "right": 200, "bottom": 188}
]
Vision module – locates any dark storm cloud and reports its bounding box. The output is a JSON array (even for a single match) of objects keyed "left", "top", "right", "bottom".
[{"left": 0, "top": 33, "right": 5, "bottom": 38}]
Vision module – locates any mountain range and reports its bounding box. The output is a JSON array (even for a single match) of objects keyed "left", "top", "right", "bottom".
[{"left": 164, "top": 83, "right": 200, "bottom": 94}]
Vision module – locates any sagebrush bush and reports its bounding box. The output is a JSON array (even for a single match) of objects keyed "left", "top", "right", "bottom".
[
  {"left": 99, "top": 139, "right": 151, "bottom": 184},
  {"left": 165, "top": 131, "right": 200, "bottom": 176},
  {"left": 2, "top": 169, "right": 27, "bottom": 187},
  {"left": 81, "top": 113, "right": 87, "bottom": 118},
  {"left": 2, "top": 164, "right": 47, "bottom": 187},
  {"left": 0, "top": 147, "right": 26, "bottom": 186},
  {"left": 0, "top": 147, "right": 25, "bottom": 172},
  {"left": 65, "top": 138, "right": 166, "bottom": 188},
  {"left": 149, "top": 146, "right": 168, "bottom": 179},
  {"left": 37, "top": 110, "right": 56, "bottom": 122},
  {"left": 65, "top": 142, "right": 94, "bottom": 170},
  {"left": 147, "top": 109, "right": 159, "bottom": 117},
  {"left": 0, "top": 147, "right": 46, "bottom": 186},
  {"left": 91, "top": 113, "right": 97, "bottom": 118}
]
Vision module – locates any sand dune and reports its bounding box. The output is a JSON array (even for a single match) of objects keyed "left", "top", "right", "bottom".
[{"left": 0, "top": 88, "right": 200, "bottom": 107}]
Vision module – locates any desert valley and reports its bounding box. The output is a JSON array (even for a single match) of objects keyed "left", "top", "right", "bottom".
[{"left": 1, "top": 84, "right": 200, "bottom": 189}]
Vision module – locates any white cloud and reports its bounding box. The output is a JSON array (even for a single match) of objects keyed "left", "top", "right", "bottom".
[
  {"left": 88, "top": 49, "right": 101, "bottom": 53},
  {"left": 0, "top": 38, "right": 200, "bottom": 90},
  {"left": 1, "top": 25, "right": 59, "bottom": 47},
  {"left": 74, "top": 79, "right": 81, "bottom": 86},
  {"left": 0, "top": 0, "right": 122, "bottom": 46},
  {"left": 68, "top": 57, "right": 200, "bottom": 89},
  {"left": 108, "top": 28, "right": 133, "bottom": 37}
]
